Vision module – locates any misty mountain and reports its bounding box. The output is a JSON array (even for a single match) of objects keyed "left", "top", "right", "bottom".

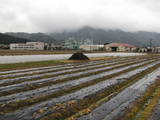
[
  {"left": 5, "top": 26, "right": 160, "bottom": 47},
  {"left": 0, "top": 33, "right": 30, "bottom": 45},
  {"left": 50, "top": 26, "right": 160, "bottom": 47},
  {"left": 132, "top": 31, "right": 160, "bottom": 47},
  {"left": 6, "top": 32, "right": 59, "bottom": 44}
]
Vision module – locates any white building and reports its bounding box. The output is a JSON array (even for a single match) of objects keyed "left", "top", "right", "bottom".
[
  {"left": 151, "top": 46, "right": 160, "bottom": 53},
  {"left": 65, "top": 37, "right": 94, "bottom": 50},
  {"left": 10, "top": 42, "right": 45, "bottom": 50},
  {"left": 80, "top": 45, "right": 104, "bottom": 51},
  {"left": 138, "top": 48, "right": 148, "bottom": 53}
]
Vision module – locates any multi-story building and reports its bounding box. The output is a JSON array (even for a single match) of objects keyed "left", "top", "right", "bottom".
[
  {"left": 10, "top": 42, "right": 45, "bottom": 50},
  {"left": 64, "top": 37, "right": 93, "bottom": 50}
]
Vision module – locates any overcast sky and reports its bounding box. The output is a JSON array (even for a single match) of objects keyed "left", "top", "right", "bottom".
[{"left": 0, "top": 0, "right": 160, "bottom": 33}]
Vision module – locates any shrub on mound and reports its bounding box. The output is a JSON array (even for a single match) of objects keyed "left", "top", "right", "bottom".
[{"left": 69, "top": 52, "right": 89, "bottom": 60}]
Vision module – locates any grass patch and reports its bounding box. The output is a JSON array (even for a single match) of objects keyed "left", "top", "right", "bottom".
[
  {"left": 0, "top": 60, "right": 63, "bottom": 72},
  {"left": 0, "top": 50, "right": 77, "bottom": 56},
  {"left": 0, "top": 50, "right": 112, "bottom": 56}
]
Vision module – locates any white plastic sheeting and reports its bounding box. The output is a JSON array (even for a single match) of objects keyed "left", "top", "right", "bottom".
[{"left": 0, "top": 53, "right": 145, "bottom": 64}]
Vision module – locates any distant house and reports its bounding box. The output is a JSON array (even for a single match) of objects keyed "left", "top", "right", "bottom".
[
  {"left": 0, "top": 44, "right": 9, "bottom": 49},
  {"left": 80, "top": 45, "right": 104, "bottom": 51},
  {"left": 10, "top": 42, "right": 45, "bottom": 50},
  {"left": 104, "top": 43, "right": 136, "bottom": 52},
  {"left": 137, "top": 46, "right": 160, "bottom": 53},
  {"left": 138, "top": 48, "right": 148, "bottom": 53},
  {"left": 45, "top": 43, "right": 55, "bottom": 50},
  {"left": 151, "top": 46, "right": 160, "bottom": 53}
]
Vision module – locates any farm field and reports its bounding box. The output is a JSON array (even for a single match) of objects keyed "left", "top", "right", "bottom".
[
  {"left": 0, "top": 55, "right": 160, "bottom": 120},
  {"left": 0, "top": 50, "right": 77, "bottom": 56},
  {"left": 0, "top": 50, "right": 143, "bottom": 56}
]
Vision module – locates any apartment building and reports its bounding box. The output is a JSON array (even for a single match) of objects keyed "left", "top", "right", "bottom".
[{"left": 10, "top": 42, "right": 45, "bottom": 50}]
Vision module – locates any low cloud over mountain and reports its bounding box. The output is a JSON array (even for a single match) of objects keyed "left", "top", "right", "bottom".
[{"left": 1, "top": 0, "right": 160, "bottom": 33}]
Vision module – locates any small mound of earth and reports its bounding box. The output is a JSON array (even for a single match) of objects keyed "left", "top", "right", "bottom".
[{"left": 69, "top": 52, "right": 90, "bottom": 60}]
